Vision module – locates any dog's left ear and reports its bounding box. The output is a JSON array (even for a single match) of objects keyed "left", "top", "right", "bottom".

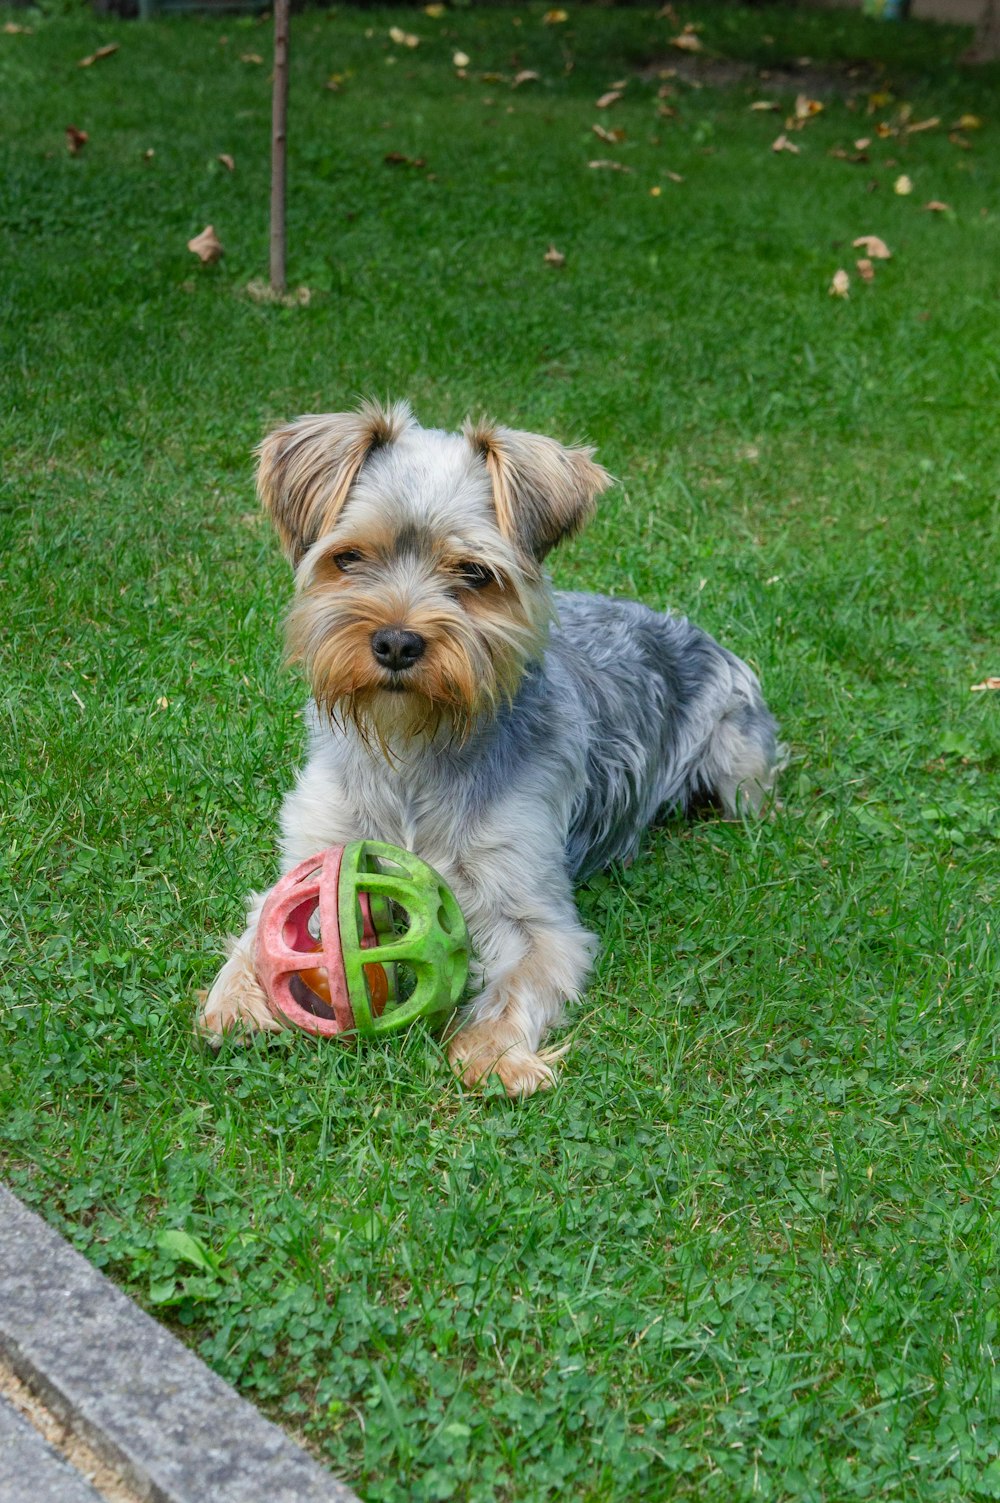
[
  {"left": 257, "top": 398, "right": 414, "bottom": 565},
  {"left": 464, "top": 420, "right": 613, "bottom": 561}
]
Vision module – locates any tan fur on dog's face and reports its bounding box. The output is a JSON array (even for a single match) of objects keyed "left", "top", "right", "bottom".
[{"left": 255, "top": 400, "right": 612, "bottom": 745}]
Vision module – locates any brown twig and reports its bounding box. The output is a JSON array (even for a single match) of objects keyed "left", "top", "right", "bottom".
[{"left": 270, "top": 0, "right": 290, "bottom": 295}]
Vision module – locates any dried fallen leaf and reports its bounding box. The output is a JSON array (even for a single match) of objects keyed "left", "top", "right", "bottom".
[
  {"left": 4, "top": 21, "right": 33, "bottom": 32},
  {"left": 854, "top": 136, "right": 872, "bottom": 150},
  {"left": 948, "top": 131, "right": 971, "bottom": 150},
  {"left": 389, "top": 26, "right": 420, "bottom": 47},
  {"left": 141, "top": 147, "right": 154, "bottom": 161},
  {"left": 384, "top": 152, "right": 427, "bottom": 168},
  {"left": 749, "top": 100, "right": 779, "bottom": 112},
  {"left": 649, "top": 186, "right": 662, "bottom": 197},
  {"left": 794, "top": 93, "right": 823, "bottom": 120},
  {"left": 970, "top": 677, "right": 1000, "bottom": 692},
  {"left": 829, "top": 268, "right": 850, "bottom": 298},
  {"left": 188, "top": 225, "right": 223, "bottom": 264},
  {"left": 856, "top": 257, "right": 875, "bottom": 283},
  {"left": 665, "top": 169, "right": 684, "bottom": 182},
  {"left": 894, "top": 173, "right": 913, "bottom": 196},
  {"left": 217, "top": 153, "right": 235, "bottom": 172},
  {"left": 592, "top": 123, "right": 625, "bottom": 144},
  {"left": 542, "top": 8, "right": 568, "bottom": 22},
  {"left": 829, "top": 147, "right": 869, "bottom": 163},
  {"left": 587, "top": 159, "right": 633, "bottom": 172},
  {"left": 906, "top": 116, "right": 939, "bottom": 134},
  {"left": 77, "top": 42, "right": 119, "bottom": 68},
  {"left": 452, "top": 50, "right": 470, "bottom": 67},
  {"left": 512, "top": 70, "right": 539, "bottom": 87},
  {"left": 852, "top": 235, "right": 891, "bottom": 259},
  {"left": 65, "top": 125, "right": 88, "bottom": 156},
  {"left": 669, "top": 26, "right": 703, "bottom": 53},
  {"left": 595, "top": 89, "right": 623, "bottom": 109},
  {"left": 543, "top": 243, "right": 566, "bottom": 266},
  {"left": 771, "top": 134, "right": 800, "bottom": 154},
  {"left": 954, "top": 114, "right": 982, "bottom": 130},
  {"left": 424, "top": 3, "right": 445, "bottom": 15},
  {"left": 923, "top": 200, "right": 952, "bottom": 213},
  {"left": 239, "top": 53, "right": 263, "bottom": 64}
]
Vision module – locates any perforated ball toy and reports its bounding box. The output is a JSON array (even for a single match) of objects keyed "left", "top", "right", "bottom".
[{"left": 254, "top": 841, "right": 469, "bottom": 1039}]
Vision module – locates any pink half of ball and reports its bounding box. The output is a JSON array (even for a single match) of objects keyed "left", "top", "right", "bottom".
[{"left": 255, "top": 846, "right": 380, "bottom": 1037}]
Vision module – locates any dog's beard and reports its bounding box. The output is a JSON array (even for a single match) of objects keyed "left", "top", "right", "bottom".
[{"left": 286, "top": 585, "right": 547, "bottom": 753}]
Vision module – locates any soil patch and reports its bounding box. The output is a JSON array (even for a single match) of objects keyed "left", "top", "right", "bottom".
[{"left": 638, "top": 53, "right": 887, "bottom": 97}]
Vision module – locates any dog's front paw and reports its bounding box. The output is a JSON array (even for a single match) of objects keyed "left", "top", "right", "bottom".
[
  {"left": 447, "top": 1021, "right": 564, "bottom": 1099},
  {"left": 196, "top": 945, "right": 285, "bottom": 1045}
]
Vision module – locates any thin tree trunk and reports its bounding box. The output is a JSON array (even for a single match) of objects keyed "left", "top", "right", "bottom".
[{"left": 270, "top": 0, "right": 290, "bottom": 295}]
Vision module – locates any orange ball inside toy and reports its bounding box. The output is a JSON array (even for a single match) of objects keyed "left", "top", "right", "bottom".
[{"left": 296, "top": 957, "right": 389, "bottom": 1017}]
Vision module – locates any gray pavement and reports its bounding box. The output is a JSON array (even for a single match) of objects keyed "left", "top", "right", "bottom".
[
  {"left": 0, "top": 1187, "right": 360, "bottom": 1503},
  {"left": 0, "top": 1391, "right": 106, "bottom": 1503}
]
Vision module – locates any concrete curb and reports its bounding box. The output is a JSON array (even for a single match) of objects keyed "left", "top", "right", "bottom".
[
  {"left": 0, "top": 1187, "right": 360, "bottom": 1503},
  {"left": 0, "top": 1387, "right": 106, "bottom": 1503}
]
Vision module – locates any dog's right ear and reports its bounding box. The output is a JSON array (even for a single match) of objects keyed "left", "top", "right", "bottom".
[
  {"left": 463, "top": 419, "right": 612, "bottom": 562},
  {"left": 257, "top": 398, "right": 414, "bottom": 565}
]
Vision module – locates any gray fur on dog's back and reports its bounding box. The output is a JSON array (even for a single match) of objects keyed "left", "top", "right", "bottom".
[
  {"left": 548, "top": 593, "right": 777, "bottom": 876},
  {"left": 426, "top": 591, "right": 779, "bottom": 881}
]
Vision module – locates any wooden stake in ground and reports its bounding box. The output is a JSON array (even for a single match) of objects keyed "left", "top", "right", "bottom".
[{"left": 270, "top": 0, "right": 290, "bottom": 295}]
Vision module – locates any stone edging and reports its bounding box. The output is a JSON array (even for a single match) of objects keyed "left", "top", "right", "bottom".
[{"left": 0, "top": 1186, "right": 360, "bottom": 1503}]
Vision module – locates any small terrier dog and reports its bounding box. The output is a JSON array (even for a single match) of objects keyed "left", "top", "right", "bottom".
[{"left": 198, "top": 399, "right": 780, "bottom": 1096}]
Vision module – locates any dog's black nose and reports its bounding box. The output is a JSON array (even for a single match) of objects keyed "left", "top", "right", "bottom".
[{"left": 370, "top": 627, "right": 426, "bottom": 672}]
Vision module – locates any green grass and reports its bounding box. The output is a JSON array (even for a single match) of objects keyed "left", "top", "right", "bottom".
[{"left": 2, "top": 3, "right": 999, "bottom": 1499}]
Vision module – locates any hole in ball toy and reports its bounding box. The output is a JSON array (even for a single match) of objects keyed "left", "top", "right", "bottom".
[
  {"left": 353, "top": 892, "right": 410, "bottom": 947},
  {"left": 289, "top": 968, "right": 338, "bottom": 1020},
  {"left": 388, "top": 898, "right": 410, "bottom": 937},
  {"left": 283, "top": 898, "right": 321, "bottom": 953},
  {"left": 394, "top": 961, "right": 417, "bottom": 1004},
  {"left": 437, "top": 899, "right": 453, "bottom": 935},
  {"left": 363, "top": 962, "right": 390, "bottom": 1015},
  {"left": 373, "top": 854, "right": 406, "bottom": 876}
]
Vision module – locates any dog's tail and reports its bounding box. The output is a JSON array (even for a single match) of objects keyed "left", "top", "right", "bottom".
[{"left": 696, "top": 650, "right": 786, "bottom": 817}]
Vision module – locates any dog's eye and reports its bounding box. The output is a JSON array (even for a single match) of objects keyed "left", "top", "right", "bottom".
[
  {"left": 455, "top": 562, "right": 494, "bottom": 590},
  {"left": 332, "top": 549, "right": 364, "bottom": 572}
]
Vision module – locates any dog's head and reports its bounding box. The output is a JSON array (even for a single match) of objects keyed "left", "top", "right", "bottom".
[{"left": 256, "top": 398, "right": 611, "bottom": 745}]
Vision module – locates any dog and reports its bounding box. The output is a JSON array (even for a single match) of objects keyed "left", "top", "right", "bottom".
[{"left": 197, "top": 399, "right": 781, "bottom": 1097}]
